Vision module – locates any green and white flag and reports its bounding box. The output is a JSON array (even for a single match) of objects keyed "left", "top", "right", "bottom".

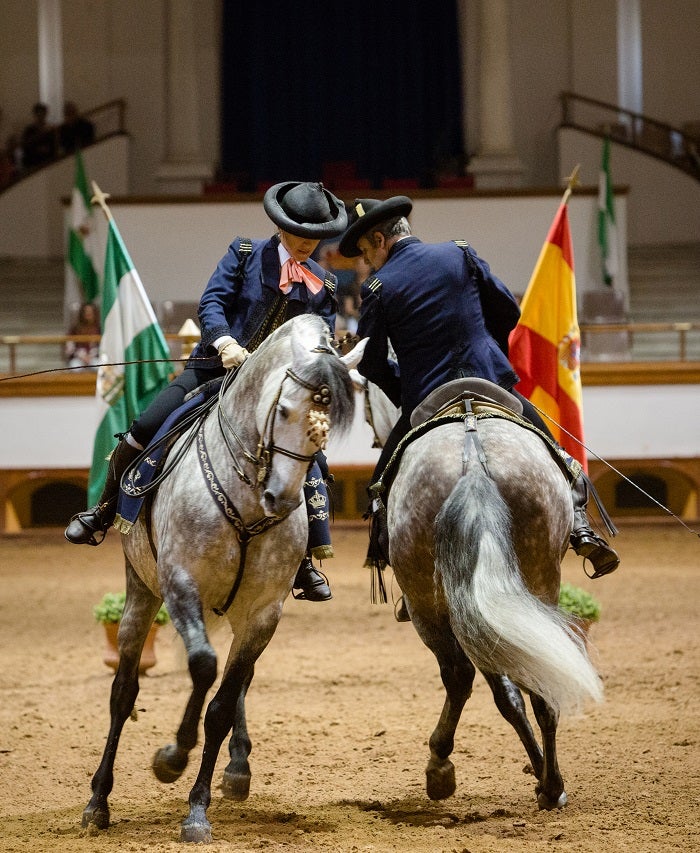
[
  {"left": 597, "top": 136, "right": 618, "bottom": 286},
  {"left": 87, "top": 217, "right": 172, "bottom": 505},
  {"left": 67, "top": 151, "right": 99, "bottom": 303}
]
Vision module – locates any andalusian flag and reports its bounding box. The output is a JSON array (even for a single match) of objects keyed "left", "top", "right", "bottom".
[
  {"left": 67, "top": 151, "right": 99, "bottom": 302},
  {"left": 508, "top": 201, "right": 586, "bottom": 470},
  {"left": 598, "top": 137, "right": 618, "bottom": 286},
  {"left": 87, "top": 215, "right": 173, "bottom": 505}
]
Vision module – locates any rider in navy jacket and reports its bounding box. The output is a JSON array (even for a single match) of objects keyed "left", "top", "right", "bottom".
[
  {"left": 355, "top": 234, "right": 520, "bottom": 417},
  {"left": 195, "top": 235, "right": 336, "bottom": 357},
  {"left": 339, "top": 196, "right": 619, "bottom": 587},
  {"left": 66, "top": 181, "right": 349, "bottom": 602}
]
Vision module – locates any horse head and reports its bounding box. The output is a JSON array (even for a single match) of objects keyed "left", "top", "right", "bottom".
[{"left": 242, "top": 316, "right": 357, "bottom": 519}]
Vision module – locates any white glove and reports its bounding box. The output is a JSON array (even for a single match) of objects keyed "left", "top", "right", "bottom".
[{"left": 218, "top": 339, "right": 249, "bottom": 369}]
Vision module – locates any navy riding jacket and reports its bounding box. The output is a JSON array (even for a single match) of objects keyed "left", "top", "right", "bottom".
[
  {"left": 192, "top": 235, "right": 337, "bottom": 363},
  {"left": 356, "top": 237, "right": 520, "bottom": 417}
]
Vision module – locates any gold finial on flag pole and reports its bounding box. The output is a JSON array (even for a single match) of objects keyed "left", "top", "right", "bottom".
[
  {"left": 90, "top": 181, "right": 113, "bottom": 221},
  {"left": 561, "top": 164, "right": 581, "bottom": 206}
]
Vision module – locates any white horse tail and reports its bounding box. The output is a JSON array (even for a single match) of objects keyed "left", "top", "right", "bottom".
[{"left": 433, "top": 464, "right": 603, "bottom": 715}]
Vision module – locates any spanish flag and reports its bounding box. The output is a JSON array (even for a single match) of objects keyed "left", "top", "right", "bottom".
[{"left": 508, "top": 201, "right": 586, "bottom": 470}]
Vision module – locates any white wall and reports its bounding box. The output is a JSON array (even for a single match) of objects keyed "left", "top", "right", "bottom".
[
  {"left": 53, "top": 190, "right": 628, "bottom": 313},
  {"left": 1, "top": 383, "right": 697, "bottom": 470}
]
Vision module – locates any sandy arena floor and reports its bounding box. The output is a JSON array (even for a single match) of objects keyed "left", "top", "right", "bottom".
[{"left": 0, "top": 523, "right": 698, "bottom": 852}]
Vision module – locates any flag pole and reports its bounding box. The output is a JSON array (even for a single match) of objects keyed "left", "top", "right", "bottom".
[
  {"left": 90, "top": 180, "right": 114, "bottom": 222},
  {"left": 561, "top": 164, "right": 581, "bottom": 207}
]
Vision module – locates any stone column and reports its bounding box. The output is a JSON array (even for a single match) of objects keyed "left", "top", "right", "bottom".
[
  {"left": 468, "top": 0, "right": 524, "bottom": 188},
  {"left": 155, "top": 0, "right": 212, "bottom": 194},
  {"left": 37, "top": 0, "right": 64, "bottom": 125}
]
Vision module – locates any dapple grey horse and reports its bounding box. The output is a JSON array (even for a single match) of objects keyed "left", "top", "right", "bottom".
[
  {"left": 354, "top": 373, "right": 602, "bottom": 809},
  {"left": 82, "top": 315, "right": 366, "bottom": 843}
]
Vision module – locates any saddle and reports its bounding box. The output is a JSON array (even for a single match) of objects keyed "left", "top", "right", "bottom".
[
  {"left": 409, "top": 377, "right": 523, "bottom": 427},
  {"left": 114, "top": 379, "right": 223, "bottom": 533},
  {"left": 364, "top": 378, "right": 579, "bottom": 595}
]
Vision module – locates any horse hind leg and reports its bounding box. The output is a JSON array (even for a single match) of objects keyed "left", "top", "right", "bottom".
[
  {"left": 482, "top": 671, "right": 544, "bottom": 779},
  {"left": 530, "top": 693, "right": 567, "bottom": 810},
  {"left": 425, "top": 635, "right": 476, "bottom": 801},
  {"left": 83, "top": 564, "right": 162, "bottom": 831}
]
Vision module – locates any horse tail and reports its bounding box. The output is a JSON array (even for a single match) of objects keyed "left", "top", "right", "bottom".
[{"left": 434, "top": 464, "right": 603, "bottom": 715}]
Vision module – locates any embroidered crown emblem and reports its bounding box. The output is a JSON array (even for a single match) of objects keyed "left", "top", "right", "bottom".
[{"left": 308, "top": 491, "right": 327, "bottom": 509}]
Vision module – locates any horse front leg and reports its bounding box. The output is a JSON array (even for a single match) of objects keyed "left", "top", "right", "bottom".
[
  {"left": 181, "top": 656, "right": 254, "bottom": 843},
  {"left": 221, "top": 665, "right": 255, "bottom": 801},
  {"left": 482, "top": 672, "right": 544, "bottom": 779},
  {"left": 182, "top": 605, "right": 282, "bottom": 843},
  {"left": 152, "top": 569, "right": 218, "bottom": 785},
  {"left": 530, "top": 693, "right": 567, "bottom": 809},
  {"left": 425, "top": 634, "right": 476, "bottom": 801},
  {"left": 83, "top": 564, "right": 161, "bottom": 830}
]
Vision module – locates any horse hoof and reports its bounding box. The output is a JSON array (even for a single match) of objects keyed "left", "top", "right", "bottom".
[
  {"left": 426, "top": 757, "right": 456, "bottom": 800},
  {"left": 537, "top": 789, "right": 568, "bottom": 810},
  {"left": 81, "top": 802, "right": 110, "bottom": 831},
  {"left": 180, "top": 820, "right": 212, "bottom": 844},
  {"left": 221, "top": 770, "right": 251, "bottom": 801},
  {"left": 152, "top": 744, "right": 188, "bottom": 783}
]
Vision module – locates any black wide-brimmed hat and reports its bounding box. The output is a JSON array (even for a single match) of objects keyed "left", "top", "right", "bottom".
[
  {"left": 338, "top": 196, "right": 413, "bottom": 257},
  {"left": 263, "top": 181, "right": 348, "bottom": 238}
]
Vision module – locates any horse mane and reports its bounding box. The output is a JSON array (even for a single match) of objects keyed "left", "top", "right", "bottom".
[{"left": 238, "top": 315, "right": 355, "bottom": 435}]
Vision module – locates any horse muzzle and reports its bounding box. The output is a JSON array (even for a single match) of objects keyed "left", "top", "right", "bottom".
[{"left": 260, "top": 487, "right": 303, "bottom": 519}]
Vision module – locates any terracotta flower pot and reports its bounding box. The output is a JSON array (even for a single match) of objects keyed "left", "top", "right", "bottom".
[{"left": 102, "top": 622, "right": 160, "bottom": 674}]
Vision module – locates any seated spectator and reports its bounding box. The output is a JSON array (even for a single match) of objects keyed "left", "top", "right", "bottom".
[
  {"left": 21, "top": 102, "right": 57, "bottom": 168},
  {"left": 65, "top": 302, "right": 101, "bottom": 371},
  {"left": 60, "top": 101, "right": 95, "bottom": 153}
]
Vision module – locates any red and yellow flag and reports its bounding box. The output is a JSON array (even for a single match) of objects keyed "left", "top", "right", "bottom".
[{"left": 508, "top": 201, "right": 586, "bottom": 470}]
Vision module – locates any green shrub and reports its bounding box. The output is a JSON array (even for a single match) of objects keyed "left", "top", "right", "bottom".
[
  {"left": 558, "top": 582, "right": 601, "bottom": 622},
  {"left": 93, "top": 591, "right": 170, "bottom": 626}
]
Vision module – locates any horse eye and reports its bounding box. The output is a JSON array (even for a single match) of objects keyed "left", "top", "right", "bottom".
[{"left": 277, "top": 403, "right": 289, "bottom": 419}]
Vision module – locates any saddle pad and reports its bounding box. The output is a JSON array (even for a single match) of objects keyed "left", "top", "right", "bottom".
[
  {"left": 114, "top": 387, "right": 215, "bottom": 533},
  {"left": 410, "top": 377, "right": 522, "bottom": 428}
]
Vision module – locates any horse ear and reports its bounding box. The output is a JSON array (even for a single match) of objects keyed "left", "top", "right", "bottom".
[
  {"left": 291, "top": 327, "right": 316, "bottom": 371},
  {"left": 348, "top": 368, "right": 367, "bottom": 393},
  {"left": 340, "top": 337, "right": 369, "bottom": 370}
]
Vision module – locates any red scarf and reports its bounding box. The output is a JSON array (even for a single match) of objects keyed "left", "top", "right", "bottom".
[{"left": 279, "top": 258, "right": 324, "bottom": 294}]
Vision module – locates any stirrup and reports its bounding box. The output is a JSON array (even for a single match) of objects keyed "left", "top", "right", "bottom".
[
  {"left": 394, "top": 596, "right": 411, "bottom": 623},
  {"left": 571, "top": 531, "right": 620, "bottom": 579},
  {"left": 64, "top": 504, "right": 113, "bottom": 546}
]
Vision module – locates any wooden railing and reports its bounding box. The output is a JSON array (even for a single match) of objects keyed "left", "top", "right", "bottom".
[
  {"left": 1, "top": 322, "right": 699, "bottom": 378},
  {"left": 0, "top": 330, "right": 200, "bottom": 377},
  {"left": 560, "top": 91, "right": 700, "bottom": 180}
]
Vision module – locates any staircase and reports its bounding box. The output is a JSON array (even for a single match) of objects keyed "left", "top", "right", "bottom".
[
  {"left": 0, "top": 256, "right": 66, "bottom": 373},
  {"left": 626, "top": 242, "right": 700, "bottom": 361}
]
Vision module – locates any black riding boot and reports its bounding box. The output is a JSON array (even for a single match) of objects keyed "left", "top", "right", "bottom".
[
  {"left": 292, "top": 555, "right": 332, "bottom": 601},
  {"left": 570, "top": 474, "right": 620, "bottom": 578},
  {"left": 64, "top": 438, "right": 142, "bottom": 546}
]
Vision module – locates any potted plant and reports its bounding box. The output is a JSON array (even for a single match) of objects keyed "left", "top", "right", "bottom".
[
  {"left": 558, "top": 582, "right": 601, "bottom": 643},
  {"left": 93, "top": 591, "right": 170, "bottom": 674}
]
